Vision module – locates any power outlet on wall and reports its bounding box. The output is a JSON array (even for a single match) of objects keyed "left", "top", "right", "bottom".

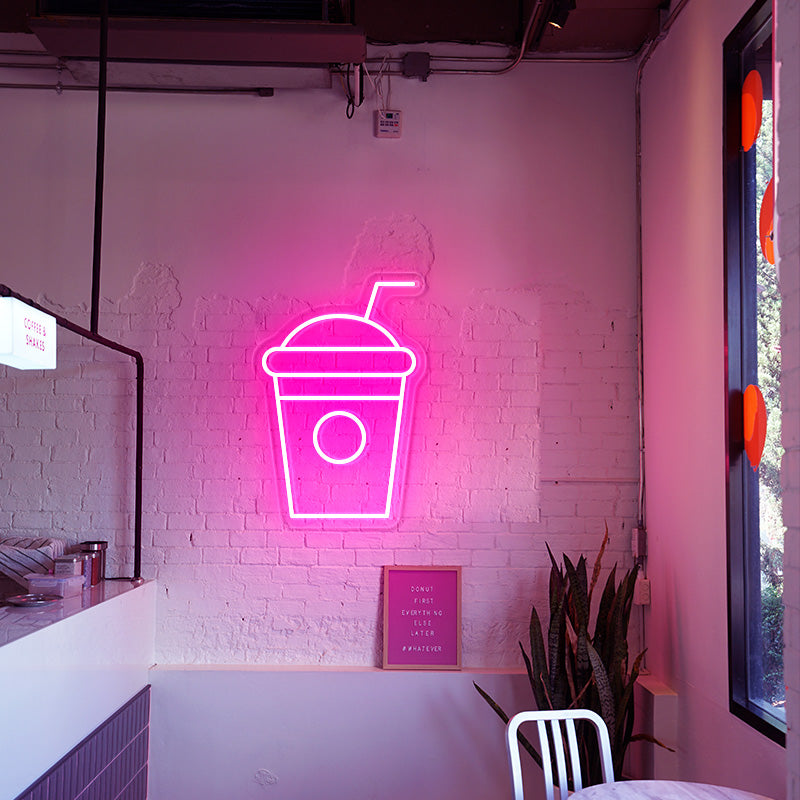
[{"left": 633, "top": 576, "right": 651, "bottom": 606}]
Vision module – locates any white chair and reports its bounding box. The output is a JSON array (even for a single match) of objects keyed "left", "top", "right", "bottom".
[{"left": 506, "top": 709, "right": 615, "bottom": 800}]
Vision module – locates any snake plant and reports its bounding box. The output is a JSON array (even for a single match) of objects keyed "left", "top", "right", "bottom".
[{"left": 475, "top": 526, "right": 654, "bottom": 785}]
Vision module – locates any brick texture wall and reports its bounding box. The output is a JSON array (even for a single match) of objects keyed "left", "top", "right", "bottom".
[
  {"left": 0, "top": 217, "right": 639, "bottom": 666},
  {"left": 0, "top": 327, "right": 137, "bottom": 576},
  {"left": 776, "top": 0, "right": 800, "bottom": 795}
]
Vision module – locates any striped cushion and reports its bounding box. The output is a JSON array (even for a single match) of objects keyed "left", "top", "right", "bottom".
[{"left": 0, "top": 537, "right": 67, "bottom": 587}]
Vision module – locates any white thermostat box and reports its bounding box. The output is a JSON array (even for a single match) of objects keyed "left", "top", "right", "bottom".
[{"left": 375, "top": 110, "right": 402, "bottom": 138}]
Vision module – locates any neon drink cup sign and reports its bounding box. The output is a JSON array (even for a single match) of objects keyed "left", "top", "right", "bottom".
[{"left": 261, "top": 280, "right": 421, "bottom": 520}]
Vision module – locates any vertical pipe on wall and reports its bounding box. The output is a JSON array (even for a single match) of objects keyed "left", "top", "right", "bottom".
[
  {"left": 134, "top": 355, "right": 143, "bottom": 580},
  {"left": 82, "top": 0, "right": 144, "bottom": 579},
  {"left": 633, "top": 0, "right": 694, "bottom": 663},
  {"left": 90, "top": 0, "right": 109, "bottom": 335}
]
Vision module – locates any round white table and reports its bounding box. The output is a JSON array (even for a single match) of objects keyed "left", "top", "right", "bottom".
[{"left": 569, "top": 780, "right": 775, "bottom": 800}]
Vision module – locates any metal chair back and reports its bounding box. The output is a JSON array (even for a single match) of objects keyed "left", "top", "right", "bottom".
[{"left": 506, "top": 708, "right": 615, "bottom": 800}]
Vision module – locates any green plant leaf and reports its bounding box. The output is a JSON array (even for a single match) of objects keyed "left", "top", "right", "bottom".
[
  {"left": 611, "top": 566, "right": 638, "bottom": 680},
  {"left": 629, "top": 732, "right": 676, "bottom": 752},
  {"left": 589, "top": 522, "right": 610, "bottom": 605},
  {"left": 616, "top": 649, "right": 645, "bottom": 756},
  {"left": 564, "top": 557, "right": 590, "bottom": 636},
  {"left": 593, "top": 564, "right": 617, "bottom": 660},
  {"left": 570, "top": 675, "right": 593, "bottom": 708},
  {"left": 575, "top": 624, "right": 591, "bottom": 695},
  {"left": 575, "top": 554, "right": 589, "bottom": 609},
  {"left": 564, "top": 634, "right": 578, "bottom": 702},
  {"left": 600, "top": 581, "right": 627, "bottom": 716},
  {"left": 473, "top": 682, "right": 544, "bottom": 768},
  {"left": 528, "top": 605, "right": 550, "bottom": 710},
  {"left": 564, "top": 554, "right": 591, "bottom": 692},
  {"left": 586, "top": 640, "right": 616, "bottom": 743},
  {"left": 546, "top": 541, "right": 561, "bottom": 574},
  {"left": 521, "top": 640, "right": 535, "bottom": 687},
  {"left": 548, "top": 572, "right": 568, "bottom": 708},
  {"left": 473, "top": 681, "right": 511, "bottom": 725}
]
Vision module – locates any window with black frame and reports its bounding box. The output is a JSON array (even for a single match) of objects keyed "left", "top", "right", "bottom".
[{"left": 723, "top": 0, "right": 785, "bottom": 744}]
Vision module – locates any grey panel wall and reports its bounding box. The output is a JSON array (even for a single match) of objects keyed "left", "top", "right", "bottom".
[{"left": 14, "top": 686, "right": 150, "bottom": 800}]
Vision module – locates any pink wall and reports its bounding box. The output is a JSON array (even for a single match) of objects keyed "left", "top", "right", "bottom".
[
  {"left": 0, "top": 61, "right": 640, "bottom": 667},
  {"left": 640, "top": 0, "right": 786, "bottom": 796}
]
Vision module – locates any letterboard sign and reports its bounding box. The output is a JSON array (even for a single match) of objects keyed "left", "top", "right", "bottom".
[{"left": 382, "top": 566, "right": 461, "bottom": 670}]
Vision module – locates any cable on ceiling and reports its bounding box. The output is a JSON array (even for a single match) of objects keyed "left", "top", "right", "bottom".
[{"left": 337, "top": 0, "right": 549, "bottom": 113}]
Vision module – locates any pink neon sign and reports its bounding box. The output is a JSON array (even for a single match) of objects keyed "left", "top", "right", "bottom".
[{"left": 261, "top": 280, "right": 422, "bottom": 520}]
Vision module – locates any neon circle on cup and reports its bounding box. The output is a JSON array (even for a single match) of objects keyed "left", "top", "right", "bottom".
[{"left": 313, "top": 410, "right": 368, "bottom": 464}]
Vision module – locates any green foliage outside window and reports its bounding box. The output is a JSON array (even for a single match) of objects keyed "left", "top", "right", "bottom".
[{"left": 755, "top": 100, "right": 784, "bottom": 711}]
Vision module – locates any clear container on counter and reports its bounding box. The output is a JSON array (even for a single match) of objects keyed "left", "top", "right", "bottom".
[{"left": 25, "top": 573, "right": 84, "bottom": 598}]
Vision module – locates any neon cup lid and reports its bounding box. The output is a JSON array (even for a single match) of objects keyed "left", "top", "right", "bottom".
[
  {"left": 262, "top": 312, "right": 416, "bottom": 378},
  {"left": 263, "top": 278, "right": 421, "bottom": 379}
]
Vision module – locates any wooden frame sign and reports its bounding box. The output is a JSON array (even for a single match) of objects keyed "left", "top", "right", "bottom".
[{"left": 382, "top": 566, "right": 462, "bottom": 670}]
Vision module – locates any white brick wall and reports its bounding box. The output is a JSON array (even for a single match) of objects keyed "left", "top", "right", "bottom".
[
  {"left": 776, "top": 0, "right": 800, "bottom": 795},
  {"left": 0, "top": 48, "right": 641, "bottom": 666},
  {"left": 1, "top": 248, "right": 639, "bottom": 666},
  {"left": 0, "top": 329, "right": 138, "bottom": 574}
]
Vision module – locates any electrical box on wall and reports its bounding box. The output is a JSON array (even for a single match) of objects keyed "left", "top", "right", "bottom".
[
  {"left": 634, "top": 576, "right": 651, "bottom": 606},
  {"left": 375, "top": 109, "right": 402, "bottom": 138}
]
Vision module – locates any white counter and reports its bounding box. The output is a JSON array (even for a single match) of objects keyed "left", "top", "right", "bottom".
[{"left": 0, "top": 580, "right": 156, "bottom": 800}]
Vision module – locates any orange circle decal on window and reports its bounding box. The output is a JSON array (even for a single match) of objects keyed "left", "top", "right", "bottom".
[
  {"left": 742, "top": 69, "right": 763, "bottom": 152},
  {"left": 759, "top": 177, "right": 775, "bottom": 264},
  {"left": 743, "top": 384, "right": 767, "bottom": 470}
]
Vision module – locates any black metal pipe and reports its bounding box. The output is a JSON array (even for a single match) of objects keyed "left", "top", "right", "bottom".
[
  {"left": 134, "top": 354, "right": 143, "bottom": 580},
  {"left": 90, "top": 0, "right": 109, "bottom": 335},
  {"left": 1, "top": 284, "right": 144, "bottom": 581},
  {"left": 0, "top": 81, "right": 275, "bottom": 95}
]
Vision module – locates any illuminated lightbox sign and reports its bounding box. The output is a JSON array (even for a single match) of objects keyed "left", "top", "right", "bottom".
[
  {"left": 0, "top": 297, "right": 57, "bottom": 370},
  {"left": 261, "top": 280, "right": 421, "bottom": 520}
]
